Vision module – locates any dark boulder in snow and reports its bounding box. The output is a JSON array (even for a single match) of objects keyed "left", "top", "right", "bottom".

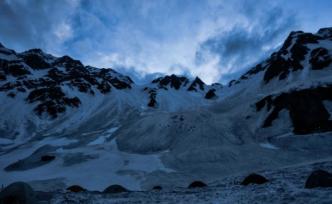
[
  {"left": 152, "top": 186, "right": 162, "bottom": 191},
  {"left": 103, "top": 185, "right": 129, "bottom": 194},
  {"left": 305, "top": 170, "right": 332, "bottom": 189},
  {"left": 40, "top": 155, "right": 55, "bottom": 162},
  {"left": 66, "top": 185, "right": 86, "bottom": 193},
  {"left": 241, "top": 173, "right": 268, "bottom": 186},
  {"left": 0, "top": 182, "right": 36, "bottom": 204},
  {"left": 188, "top": 181, "right": 207, "bottom": 188}
]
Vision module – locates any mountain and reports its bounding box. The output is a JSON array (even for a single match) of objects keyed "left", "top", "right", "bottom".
[
  {"left": 0, "top": 45, "right": 218, "bottom": 140},
  {"left": 0, "top": 27, "right": 332, "bottom": 192}
]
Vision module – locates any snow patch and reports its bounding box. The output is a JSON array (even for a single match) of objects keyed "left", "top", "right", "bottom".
[{"left": 259, "top": 143, "right": 279, "bottom": 150}]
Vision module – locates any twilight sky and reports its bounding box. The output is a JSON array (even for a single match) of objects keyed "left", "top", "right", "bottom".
[{"left": 0, "top": 0, "right": 331, "bottom": 84}]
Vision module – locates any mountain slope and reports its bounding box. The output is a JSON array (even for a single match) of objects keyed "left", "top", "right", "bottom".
[{"left": 0, "top": 27, "right": 332, "bottom": 191}]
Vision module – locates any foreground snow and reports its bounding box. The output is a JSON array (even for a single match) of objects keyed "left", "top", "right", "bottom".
[
  {"left": 50, "top": 160, "right": 332, "bottom": 204},
  {"left": 0, "top": 132, "right": 172, "bottom": 191}
]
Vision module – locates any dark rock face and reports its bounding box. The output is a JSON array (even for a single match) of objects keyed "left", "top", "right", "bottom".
[
  {"left": 228, "top": 80, "right": 238, "bottom": 87},
  {"left": 256, "top": 86, "right": 332, "bottom": 134},
  {"left": 97, "top": 68, "right": 132, "bottom": 89},
  {"left": 241, "top": 173, "right": 268, "bottom": 186},
  {"left": 108, "top": 78, "right": 131, "bottom": 89},
  {"left": 305, "top": 170, "right": 332, "bottom": 188},
  {"left": 152, "top": 74, "right": 189, "bottom": 90},
  {"left": 235, "top": 29, "right": 330, "bottom": 85},
  {"left": 27, "top": 87, "right": 81, "bottom": 118},
  {"left": 310, "top": 47, "right": 332, "bottom": 70},
  {"left": 97, "top": 80, "right": 111, "bottom": 94},
  {"left": 4, "top": 62, "right": 31, "bottom": 77},
  {"left": 240, "top": 64, "right": 265, "bottom": 81},
  {"left": 188, "top": 181, "right": 207, "bottom": 188},
  {"left": 263, "top": 32, "right": 322, "bottom": 83},
  {"left": 0, "top": 182, "right": 36, "bottom": 204},
  {"left": 264, "top": 52, "right": 304, "bottom": 83},
  {"left": 146, "top": 88, "right": 157, "bottom": 108},
  {"left": 66, "top": 185, "right": 86, "bottom": 193},
  {"left": 0, "top": 46, "right": 134, "bottom": 118},
  {"left": 205, "top": 89, "right": 216, "bottom": 99},
  {"left": 103, "top": 185, "right": 129, "bottom": 194},
  {"left": 20, "top": 51, "right": 51, "bottom": 69},
  {"left": 53, "top": 56, "right": 84, "bottom": 70},
  {"left": 187, "top": 77, "right": 205, "bottom": 91}
]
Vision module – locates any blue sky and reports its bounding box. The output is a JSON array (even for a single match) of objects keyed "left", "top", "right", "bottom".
[{"left": 0, "top": 0, "right": 331, "bottom": 84}]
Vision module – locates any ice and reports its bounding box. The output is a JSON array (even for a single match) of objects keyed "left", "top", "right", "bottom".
[{"left": 259, "top": 143, "right": 279, "bottom": 150}]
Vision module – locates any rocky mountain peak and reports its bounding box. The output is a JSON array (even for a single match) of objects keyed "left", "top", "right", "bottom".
[
  {"left": 187, "top": 77, "right": 205, "bottom": 91},
  {"left": 317, "top": 27, "right": 332, "bottom": 38},
  {"left": 152, "top": 74, "right": 189, "bottom": 90},
  {"left": 231, "top": 27, "right": 332, "bottom": 86}
]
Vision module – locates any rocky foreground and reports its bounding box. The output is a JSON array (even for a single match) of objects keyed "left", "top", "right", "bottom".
[{"left": 1, "top": 159, "right": 332, "bottom": 204}]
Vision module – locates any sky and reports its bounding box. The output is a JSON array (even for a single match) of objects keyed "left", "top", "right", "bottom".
[{"left": 0, "top": 0, "right": 331, "bottom": 84}]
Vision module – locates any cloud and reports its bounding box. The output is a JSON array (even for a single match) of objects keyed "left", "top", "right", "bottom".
[
  {"left": 0, "top": 0, "right": 79, "bottom": 53},
  {"left": 54, "top": 22, "right": 73, "bottom": 42},
  {"left": 196, "top": 1, "right": 297, "bottom": 83},
  {"left": 0, "top": 0, "right": 331, "bottom": 84}
]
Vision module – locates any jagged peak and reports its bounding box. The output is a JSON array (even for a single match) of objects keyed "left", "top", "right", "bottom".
[
  {"left": 53, "top": 55, "right": 84, "bottom": 69},
  {"left": 56, "top": 55, "right": 77, "bottom": 62},
  {"left": 22, "top": 48, "right": 44, "bottom": 54},
  {"left": 152, "top": 74, "right": 189, "bottom": 90},
  {"left": 19, "top": 48, "right": 55, "bottom": 60},
  {"left": 96, "top": 68, "right": 134, "bottom": 85},
  {"left": 317, "top": 27, "right": 332, "bottom": 38},
  {"left": 230, "top": 27, "right": 331, "bottom": 86},
  {"left": 187, "top": 76, "right": 205, "bottom": 91}
]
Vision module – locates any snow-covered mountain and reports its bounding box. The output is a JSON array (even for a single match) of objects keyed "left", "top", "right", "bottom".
[{"left": 0, "top": 27, "right": 332, "bottom": 192}]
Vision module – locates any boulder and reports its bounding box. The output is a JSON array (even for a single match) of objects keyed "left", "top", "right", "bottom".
[
  {"left": 241, "top": 173, "right": 268, "bottom": 186},
  {"left": 188, "top": 181, "right": 207, "bottom": 188},
  {"left": 66, "top": 185, "right": 86, "bottom": 193},
  {"left": 40, "top": 155, "right": 55, "bottom": 162},
  {"left": 152, "top": 186, "right": 162, "bottom": 191},
  {"left": 103, "top": 185, "right": 129, "bottom": 194},
  {"left": 0, "top": 182, "right": 36, "bottom": 204},
  {"left": 305, "top": 170, "right": 332, "bottom": 188}
]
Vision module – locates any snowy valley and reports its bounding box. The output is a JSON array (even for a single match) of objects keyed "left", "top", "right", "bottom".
[{"left": 1, "top": 27, "right": 332, "bottom": 203}]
